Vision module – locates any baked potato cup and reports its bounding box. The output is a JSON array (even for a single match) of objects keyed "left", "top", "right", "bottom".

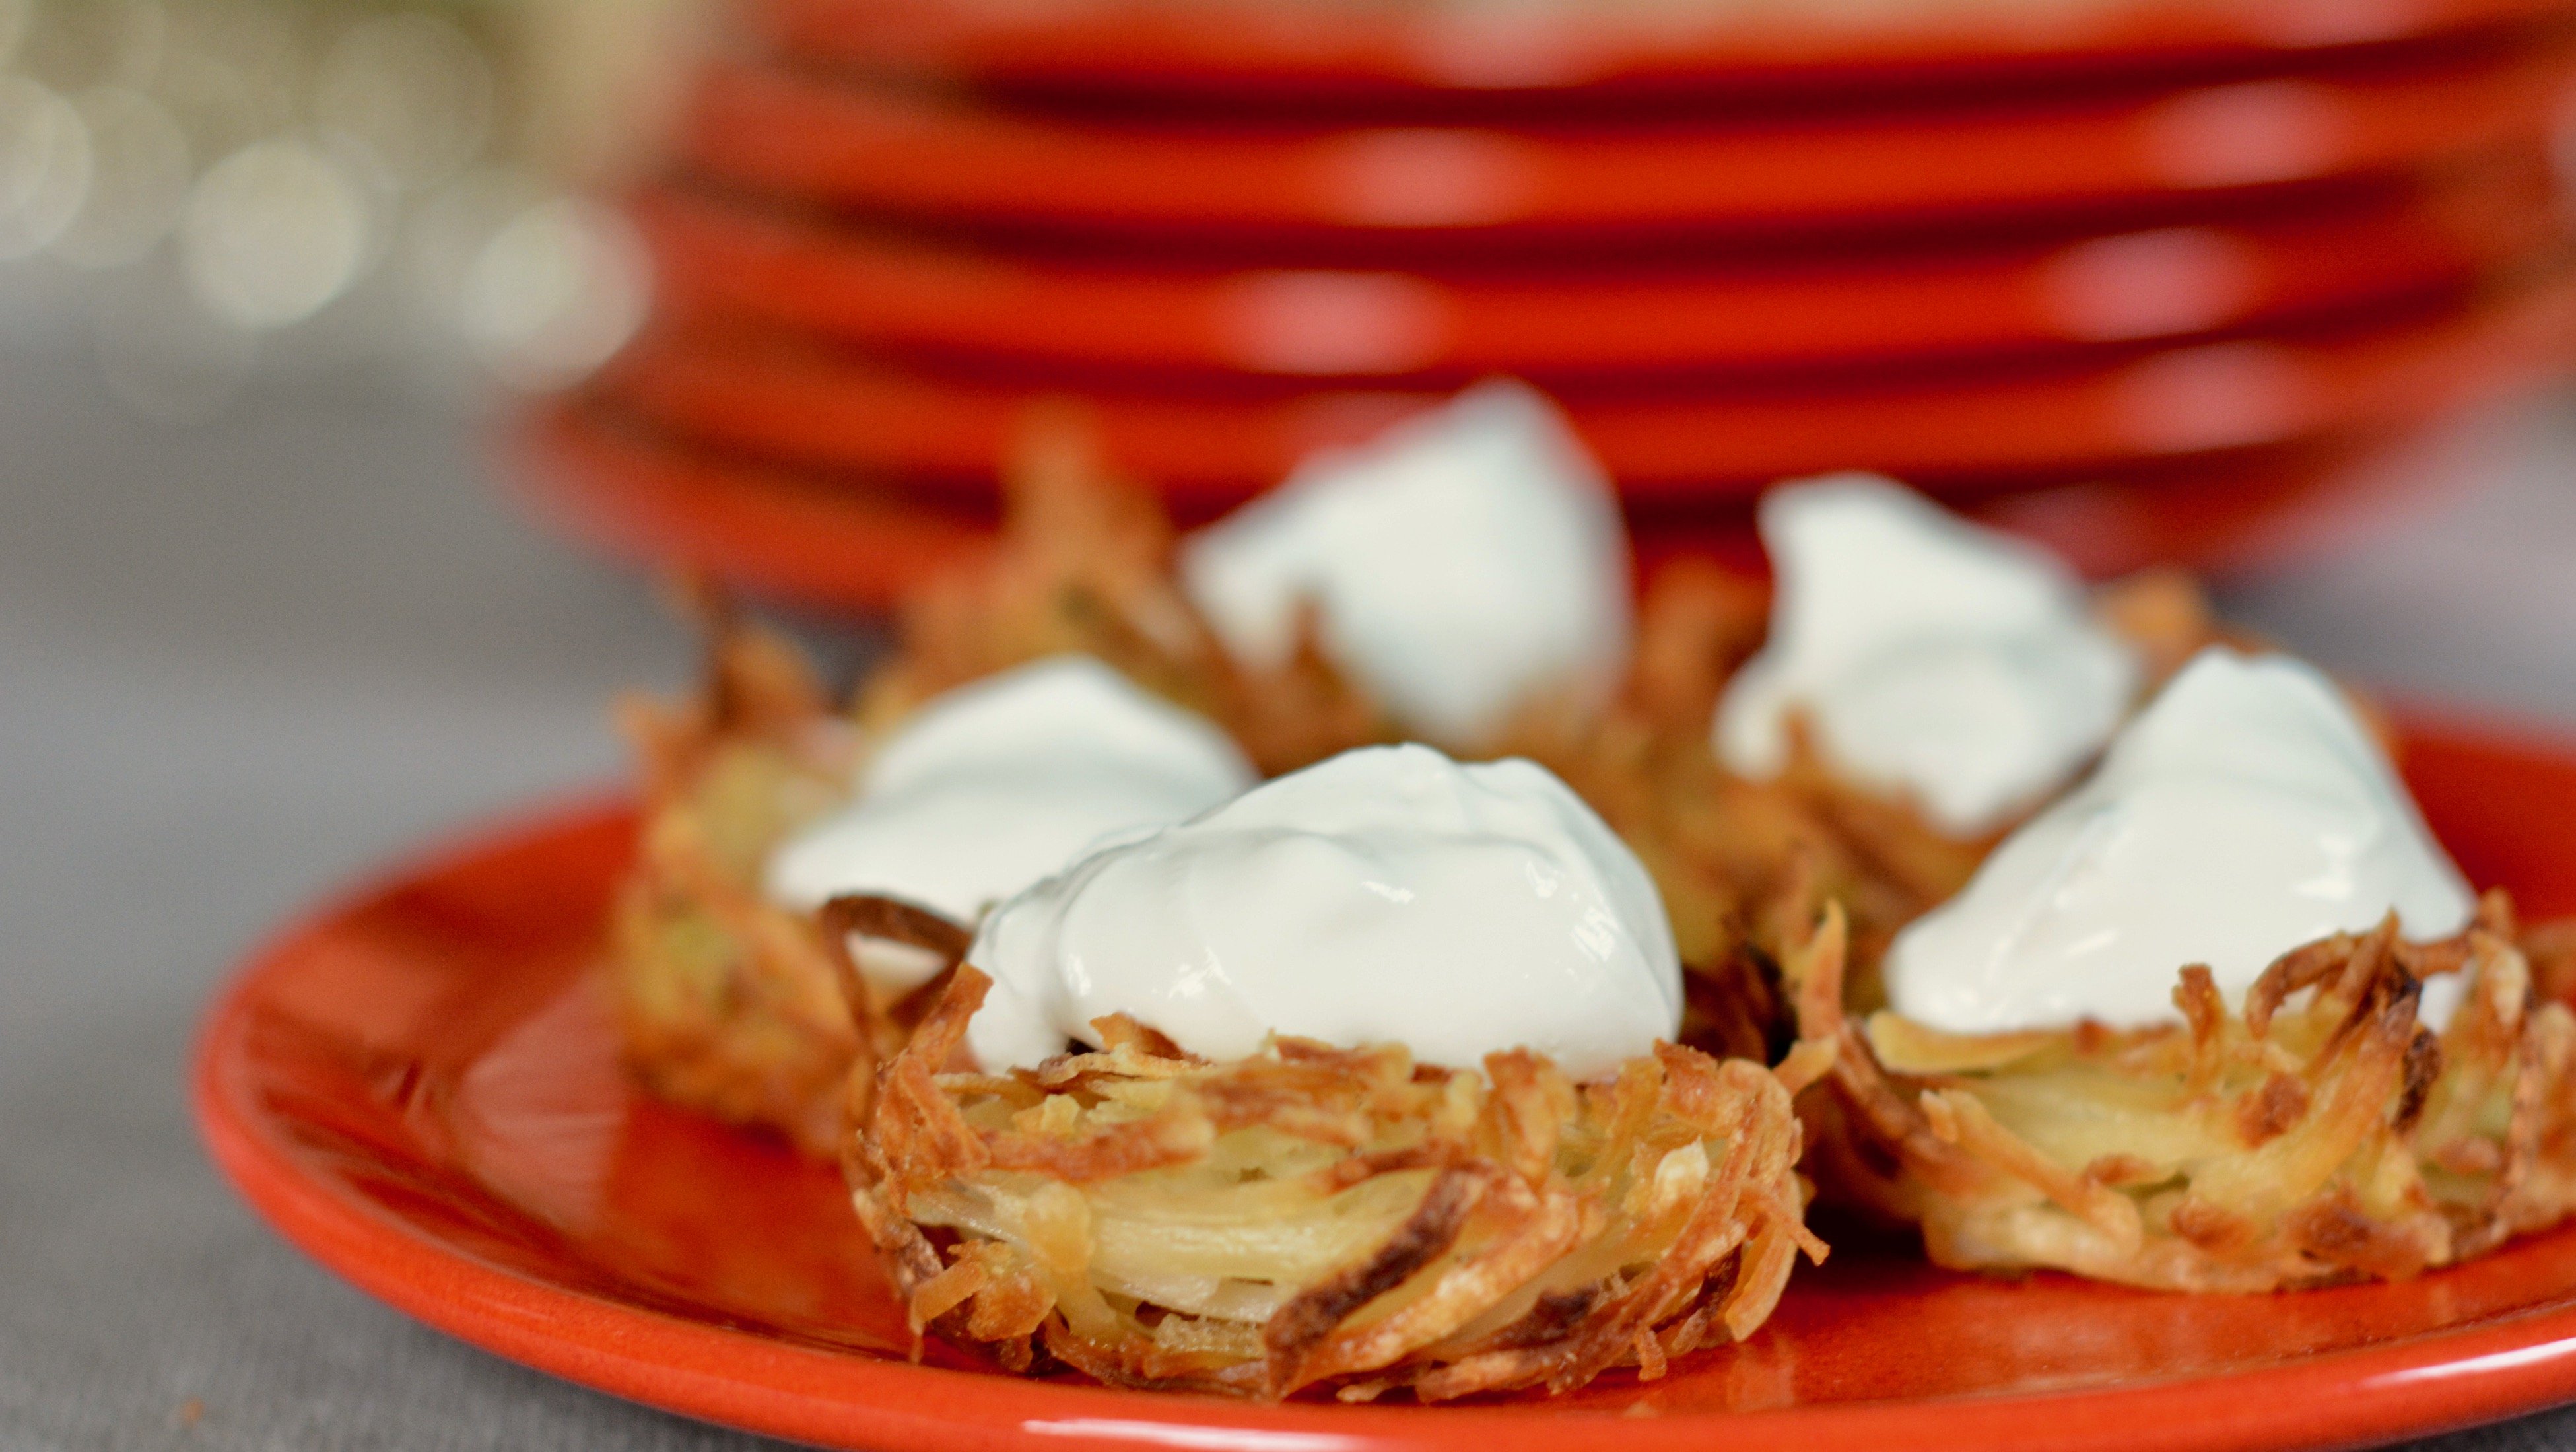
[
  {"left": 609, "top": 602, "right": 860, "bottom": 1154},
  {"left": 1781, "top": 895, "right": 2576, "bottom": 1291},
  {"left": 844, "top": 950, "right": 1822, "bottom": 1401},
  {"left": 603, "top": 431, "right": 2227, "bottom": 1163}
]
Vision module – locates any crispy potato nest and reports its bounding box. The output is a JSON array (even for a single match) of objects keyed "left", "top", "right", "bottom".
[
  {"left": 605, "top": 431, "right": 1395, "bottom": 1157},
  {"left": 610, "top": 596, "right": 860, "bottom": 1154},
  {"left": 595, "top": 413, "right": 2576, "bottom": 1377},
  {"left": 602, "top": 431, "right": 2192, "bottom": 1153},
  {"left": 1781, "top": 896, "right": 2576, "bottom": 1290},
  {"left": 841, "top": 951, "right": 1821, "bottom": 1401}
]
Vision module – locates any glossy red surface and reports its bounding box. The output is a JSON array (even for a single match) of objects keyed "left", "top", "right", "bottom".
[
  {"left": 679, "top": 46, "right": 2576, "bottom": 240},
  {"left": 508, "top": 396, "right": 2506, "bottom": 613},
  {"left": 636, "top": 165, "right": 2558, "bottom": 379},
  {"left": 749, "top": 0, "right": 2576, "bottom": 100},
  {"left": 596, "top": 267, "right": 2576, "bottom": 502},
  {"left": 509, "top": 400, "right": 990, "bottom": 611},
  {"left": 197, "top": 721, "right": 2576, "bottom": 1451}
]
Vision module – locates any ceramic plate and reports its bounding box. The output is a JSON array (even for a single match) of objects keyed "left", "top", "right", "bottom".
[
  {"left": 594, "top": 267, "right": 2576, "bottom": 503},
  {"left": 677, "top": 46, "right": 2574, "bottom": 240},
  {"left": 196, "top": 718, "right": 2576, "bottom": 1452},
  {"left": 513, "top": 398, "right": 2488, "bottom": 611},
  {"left": 508, "top": 401, "right": 990, "bottom": 611},
  {"left": 747, "top": 0, "right": 2576, "bottom": 101},
  {"left": 636, "top": 163, "right": 2556, "bottom": 379}
]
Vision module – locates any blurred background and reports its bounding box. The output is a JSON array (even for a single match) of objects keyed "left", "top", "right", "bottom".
[
  {"left": 0, "top": 0, "right": 695, "bottom": 419},
  {"left": 10, "top": 0, "right": 2576, "bottom": 591},
  {"left": 7, "top": 0, "right": 2576, "bottom": 1447}
]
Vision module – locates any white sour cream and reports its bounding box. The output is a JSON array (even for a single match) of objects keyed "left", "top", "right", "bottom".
[
  {"left": 1714, "top": 474, "right": 2139, "bottom": 836},
  {"left": 964, "top": 743, "right": 1682, "bottom": 1078},
  {"left": 764, "top": 656, "right": 1256, "bottom": 986},
  {"left": 1180, "top": 380, "right": 1633, "bottom": 745},
  {"left": 1885, "top": 648, "right": 2476, "bottom": 1033}
]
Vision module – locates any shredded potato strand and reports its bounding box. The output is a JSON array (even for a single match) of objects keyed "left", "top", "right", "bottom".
[
  {"left": 603, "top": 418, "right": 2236, "bottom": 1156},
  {"left": 1786, "top": 897, "right": 2576, "bottom": 1290},
  {"left": 843, "top": 969, "right": 1819, "bottom": 1400},
  {"left": 607, "top": 598, "right": 860, "bottom": 1156}
]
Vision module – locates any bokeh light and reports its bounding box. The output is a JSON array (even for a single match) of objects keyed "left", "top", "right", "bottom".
[
  {"left": 458, "top": 194, "right": 650, "bottom": 390},
  {"left": 180, "top": 135, "right": 373, "bottom": 330},
  {"left": 403, "top": 162, "right": 549, "bottom": 331},
  {"left": 53, "top": 86, "right": 189, "bottom": 269},
  {"left": 0, "top": 75, "right": 93, "bottom": 259},
  {"left": 0, "top": 0, "right": 689, "bottom": 419}
]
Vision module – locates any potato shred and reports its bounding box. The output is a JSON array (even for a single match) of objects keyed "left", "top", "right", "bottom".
[
  {"left": 600, "top": 411, "right": 2233, "bottom": 1162},
  {"left": 1784, "top": 895, "right": 2576, "bottom": 1291},
  {"left": 609, "top": 595, "right": 862, "bottom": 1156},
  {"left": 842, "top": 935, "right": 1824, "bottom": 1401}
]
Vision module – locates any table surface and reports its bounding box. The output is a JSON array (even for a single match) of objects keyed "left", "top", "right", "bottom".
[{"left": 8, "top": 314, "right": 2576, "bottom": 1452}]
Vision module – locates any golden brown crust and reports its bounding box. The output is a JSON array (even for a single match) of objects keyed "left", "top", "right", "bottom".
[
  {"left": 1513, "top": 562, "right": 2234, "bottom": 1004},
  {"left": 603, "top": 421, "right": 1391, "bottom": 1152},
  {"left": 608, "top": 600, "right": 859, "bottom": 1155},
  {"left": 604, "top": 425, "right": 2245, "bottom": 1163},
  {"left": 842, "top": 968, "right": 1822, "bottom": 1401},
  {"left": 1783, "top": 893, "right": 2576, "bottom": 1290},
  {"left": 871, "top": 411, "right": 1390, "bottom": 776}
]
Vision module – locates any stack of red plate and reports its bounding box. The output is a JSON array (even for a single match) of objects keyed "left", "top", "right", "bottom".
[{"left": 524, "top": 0, "right": 2576, "bottom": 611}]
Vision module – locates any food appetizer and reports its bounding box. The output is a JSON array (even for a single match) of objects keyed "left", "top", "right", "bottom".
[
  {"left": 1613, "top": 473, "right": 2233, "bottom": 989},
  {"left": 607, "top": 383, "right": 1648, "bottom": 1156},
  {"left": 604, "top": 376, "right": 2576, "bottom": 1400},
  {"left": 841, "top": 744, "right": 1815, "bottom": 1399},
  {"left": 611, "top": 382, "right": 1792, "bottom": 1154},
  {"left": 1784, "top": 647, "right": 2576, "bottom": 1290}
]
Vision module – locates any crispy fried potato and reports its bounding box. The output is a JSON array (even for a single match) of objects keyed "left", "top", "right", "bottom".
[
  {"left": 874, "top": 410, "right": 1390, "bottom": 776},
  {"left": 1515, "top": 561, "right": 2233, "bottom": 991},
  {"left": 606, "top": 424, "right": 1395, "bottom": 1152},
  {"left": 843, "top": 955, "right": 1823, "bottom": 1401},
  {"left": 1499, "top": 564, "right": 1977, "bottom": 985},
  {"left": 605, "top": 426, "right": 2226, "bottom": 1159},
  {"left": 1782, "top": 895, "right": 2576, "bottom": 1290},
  {"left": 608, "top": 594, "right": 860, "bottom": 1155}
]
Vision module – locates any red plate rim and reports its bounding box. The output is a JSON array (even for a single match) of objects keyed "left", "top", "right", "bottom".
[
  {"left": 508, "top": 395, "right": 2499, "bottom": 615},
  {"left": 194, "top": 716, "right": 2576, "bottom": 1452},
  {"left": 750, "top": 0, "right": 2576, "bottom": 98},
  {"left": 597, "top": 265, "right": 2576, "bottom": 500},
  {"left": 636, "top": 162, "right": 2559, "bottom": 378},
  {"left": 679, "top": 46, "right": 2576, "bottom": 236},
  {"left": 503, "top": 398, "right": 992, "bottom": 611}
]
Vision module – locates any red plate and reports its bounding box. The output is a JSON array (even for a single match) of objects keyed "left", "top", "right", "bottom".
[
  {"left": 508, "top": 397, "right": 2504, "bottom": 611},
  {"left": 750, "top": 0, "right": 2576, "bottom": 100},
  {"left": 678, "top": 45, "right": 2576, "bottom": 240},
  {"left": 195, "top": 717, "right": 2576, "bottom": 1452},
  {"left": 595, "top": 266, "right": 2576, "bottom": 504},
  {"left": 638, "top": 160, "right": 2559, "bottom": 378},
  {"left": 509, "top": 399, "right": 990, "bottom": 610}
]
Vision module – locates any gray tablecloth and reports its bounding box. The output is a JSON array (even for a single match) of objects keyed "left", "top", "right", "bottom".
[{"left": 8, "top": 322, "right": 2576, "bottom": 1451}]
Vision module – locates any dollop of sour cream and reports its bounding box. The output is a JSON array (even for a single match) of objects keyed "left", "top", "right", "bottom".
[
  {"left": 764, "top": 656, "right": 1256, "bottom": 985},
  {"left": 1714, "top": 475, "right": 2139, "bottom": 836},
  {"left": 1180, "top": 380, "right": 1633, "bottom": 745},
  {"left": 1886, "top": 648, "right": 2476, "bottom": 1033},
  {"left": 964, "top": 743, "right": 1682, "bottom": 1078}
]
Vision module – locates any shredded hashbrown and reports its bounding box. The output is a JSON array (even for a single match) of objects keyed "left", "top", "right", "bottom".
[
  {"left": 604, "top": 421, "right": 2239, "bottom": 1156},
  {"left": 834, "top": 916, "right": 1823, "bottom": 1402},
  {"left": 1781, "top": 895, "right": 2576, "bottom": 1290},
  {"left": 596, "top": 418, "right": 2576, "bottom": 1384}
]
